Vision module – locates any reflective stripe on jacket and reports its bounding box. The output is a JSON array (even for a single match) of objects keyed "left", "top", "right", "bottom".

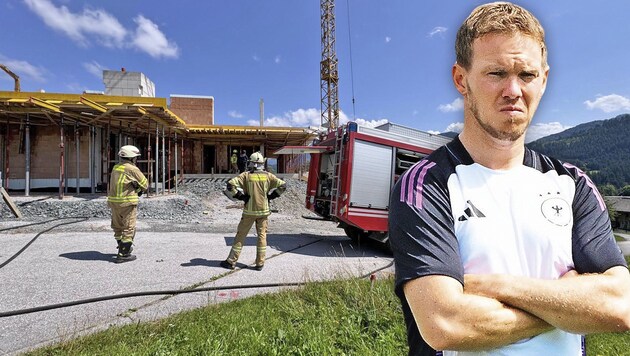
[
  {"left": 228, "top": 170, "right": 285, "bottom": 217},
  {"left": 107, "top": 162, "right": 148, "bottom": 207}
]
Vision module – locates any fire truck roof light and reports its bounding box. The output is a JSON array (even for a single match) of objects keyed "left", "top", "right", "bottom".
[{"left": 348, "top": 122, "right": 358, "bottom": 132}]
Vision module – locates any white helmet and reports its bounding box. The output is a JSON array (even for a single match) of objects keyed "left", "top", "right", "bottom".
[
  {"left": 119, "top": 145, "right": 141, "bottom": 158},
  {"left": 249, "top": 151, "right": 265, "bottom": 164}
]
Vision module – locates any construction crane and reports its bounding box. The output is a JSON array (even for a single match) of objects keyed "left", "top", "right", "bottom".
[
  {"left": 320, "top": 0, "right": 339, "bottom": 133},
  {"left": 0, "top": 64, "right": 21, "bottom": 92}
]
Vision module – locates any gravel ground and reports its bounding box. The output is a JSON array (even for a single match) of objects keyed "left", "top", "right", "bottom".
[{"left": 0, "top": 178, "right": 331, "bottom": 234}]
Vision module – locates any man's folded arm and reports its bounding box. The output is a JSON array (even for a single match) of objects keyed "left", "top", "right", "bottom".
[{"left": 404, "top": 274, "right": 553, "bottom": 351}]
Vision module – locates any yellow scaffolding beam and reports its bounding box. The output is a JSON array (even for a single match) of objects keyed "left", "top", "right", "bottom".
[
  {"left": 80, "top": 96, "right": 108, "bottom": 113},
  {"left": 29, "top": 97, "right": 61, "bottom": 113}
]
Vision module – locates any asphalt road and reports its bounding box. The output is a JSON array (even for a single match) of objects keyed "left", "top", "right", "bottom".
[
  {"left": 0, "top": 222, "right": 393, "bottom": 355},
  {"left": 2, "top": 222, "right": 628, "bottom": 355},
  {"left": 616, "top": 232, "right": 630, "bottom": 256}
]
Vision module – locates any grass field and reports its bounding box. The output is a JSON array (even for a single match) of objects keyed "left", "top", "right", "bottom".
[
  {"left": 28, "top": 264, "right": 630, "bottom": 356},
  {"left": 28, "top": 277, "right": 407, "bottom": 355}
]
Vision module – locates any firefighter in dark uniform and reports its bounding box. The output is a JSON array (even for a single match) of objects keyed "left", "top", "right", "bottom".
[
  {"left": 221, "top": 151, "right": 286, "bottom": 271},
  {"left": 107, "top": 145, "right": 148, "bottom": 263},
  {"left": 237, "top": 149, "right": 248, "bottom": 173}
]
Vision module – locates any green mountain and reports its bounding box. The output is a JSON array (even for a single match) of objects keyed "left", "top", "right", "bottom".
[{"left": 527, "top": 114, "right": 630, "bottom": 189}]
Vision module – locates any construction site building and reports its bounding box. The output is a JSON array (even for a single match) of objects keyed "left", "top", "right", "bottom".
[{"left": 0, "top": 69, "right": 315, "bottom": 196}]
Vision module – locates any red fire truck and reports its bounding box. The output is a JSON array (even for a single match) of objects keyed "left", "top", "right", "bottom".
[{"left": 276, "top": 122, "right": 452, "bottom": 247}]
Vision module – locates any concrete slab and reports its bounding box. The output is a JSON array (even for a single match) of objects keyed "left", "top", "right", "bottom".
[{"left": 0, "top": 229, "right": 393, "bottom": 355}]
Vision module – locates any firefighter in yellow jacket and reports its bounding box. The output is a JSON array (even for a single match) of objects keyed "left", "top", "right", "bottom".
[
  {"left": 221, "top": 151, "right": 286, "bottom": 271},
  {"left": 107, "top": 145, "right": 148, "bottom": 263}
]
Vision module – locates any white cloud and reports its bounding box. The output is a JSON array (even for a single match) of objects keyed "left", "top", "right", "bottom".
[
  {"left": 335, "top": 111, "right": 388, "bottom": 128},
  {"left": 428, "top": 26, "right": 447, "bottom": 37},
  {"left": 23, "top": 0, "right": 178, "bottom": 59},
  {"left": 228, "top": 110, "right": 244, "bottom": 119},
  {"left": 444, "top": 122, "right": 464, "bottom": 133},
  {"left": 438, "top": 98, "right": 464, "bottom": 112},
  {"left": 249, "top": 108, "right": 320, "bottom": 127},
  {"left": 24, "top": 0, "right": 126, "bottom": 47},
  {"left": 525, "top": 122, "right": 572, "bottom": 143},
  {"left": 385, "top": 36, "right": 391, "bottom": 43},
  {"left": 274, "top": 55, "right": 281, "bottom": 64},
  {"left": 0, "top": 54, "right": 46, "bottom": 82},
  {"left": 132, "top": 15, "right": 179, "bottom": 59},
  {"left": 291, "top": 108, "right": 321, "bottom": 126},
  {"left": 82, "top": 61, "right": 105, "bottom": 78},
  {"left": 246, "top": 108, "right": 388, "bottom": 129},
  {"left": 253, "top": 55, "right": 261, "bottom": 62},
  {"left": 584, "top": 94, "right": 630, "bottom": 113},
  {"left": 354, "top": 118, "right": 389, "bottom": 128}
]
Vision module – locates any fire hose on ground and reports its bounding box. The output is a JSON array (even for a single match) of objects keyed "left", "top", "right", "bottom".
[{"left": 0, "top": 218, "right": 394, "bottom": 318}]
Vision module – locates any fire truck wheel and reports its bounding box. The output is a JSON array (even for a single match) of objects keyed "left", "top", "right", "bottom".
[
  {"left": 384, "top": 237, "right": 393, "bottom": 254},
  {"left": 343, "top": 226, "right": 366, "bottom": 243}
]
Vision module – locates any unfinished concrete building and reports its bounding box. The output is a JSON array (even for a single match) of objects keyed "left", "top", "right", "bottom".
[{"left": 0, "top": 69, "right": 315, "bottom": 196}]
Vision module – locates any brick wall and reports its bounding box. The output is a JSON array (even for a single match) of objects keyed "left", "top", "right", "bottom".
[
  {"left": 3, "top": 125, "right": 90, "bottom": 180},
  {"left": 169, "top": 96, "right": 214, "bottom": 125},
  {"left": 193, "top": 141, "right": 203, "bottom": 173}
]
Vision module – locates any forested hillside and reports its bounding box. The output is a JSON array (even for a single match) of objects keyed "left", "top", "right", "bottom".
[{"left": 527, "top": 114, "right": 630, "bottom": 190}]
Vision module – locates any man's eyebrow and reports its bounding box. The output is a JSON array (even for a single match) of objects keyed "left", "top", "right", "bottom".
[{"left": 520, "top": 67, "right": 540, "bottom": 74}]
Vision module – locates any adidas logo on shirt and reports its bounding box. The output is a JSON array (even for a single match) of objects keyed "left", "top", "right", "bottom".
[{"left": 457, "top": 200, "right": 486, "bottom": 221}]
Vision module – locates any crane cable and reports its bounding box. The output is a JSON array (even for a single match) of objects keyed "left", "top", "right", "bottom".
[{"left": 346, "top": 0, "right": 357, "bottom": 120}]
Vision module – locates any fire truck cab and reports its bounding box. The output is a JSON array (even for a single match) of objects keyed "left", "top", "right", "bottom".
[
  {"left": 276, "top": 122, "right": 451, "bottom": 248},
  {"left": 279, "top": 122, "right": 452, "bottom": 248}
]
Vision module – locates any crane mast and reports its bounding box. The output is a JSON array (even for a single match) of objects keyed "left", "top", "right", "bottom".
[{"left": 320, "top": 0, "right": 339, "bottom": 134}]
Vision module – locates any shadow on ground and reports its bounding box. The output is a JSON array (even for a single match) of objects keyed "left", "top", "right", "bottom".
[
  {"left": 59, "top": 251, "right": 117, "bottom": 263},
  {"left": 221, "top": 233, "right": 391, "bottom": 258}
]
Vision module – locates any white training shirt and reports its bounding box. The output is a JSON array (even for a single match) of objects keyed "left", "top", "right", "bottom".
[{"left": 390, "top": 136, "right": 626, "bottom": 356}]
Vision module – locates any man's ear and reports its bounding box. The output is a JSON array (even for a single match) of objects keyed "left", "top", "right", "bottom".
[
  {"left": 452, "top": 63, "right": 467, "bottom": 95},
  {"left": 540, "top": 66, "right": 549, "bottom": 95}
]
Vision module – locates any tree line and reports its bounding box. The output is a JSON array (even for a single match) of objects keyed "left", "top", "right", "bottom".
[{"left": 527, "top": 114, "right": 630, "bottom": 196}]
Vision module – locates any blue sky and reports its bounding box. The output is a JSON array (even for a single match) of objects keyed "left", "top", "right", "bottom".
[{"left": 2, "top": 0, "right": 630, "bottom": 142}]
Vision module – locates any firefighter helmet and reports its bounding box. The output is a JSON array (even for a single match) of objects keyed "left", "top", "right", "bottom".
[
  {"left": 233, "top": 149, "right": 238, "bottom": 153},
  {"left": 249, "top": 151, "right": 265, "bottom": 164},
  {"left": 118, "top": 145, "right": 141, "bottom": 158}
]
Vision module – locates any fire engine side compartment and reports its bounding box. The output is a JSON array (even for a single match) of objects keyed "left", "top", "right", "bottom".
[
  {"left": 341, "top": 138, "right": 392, "bottom": 232},
  {"left": 306, "top": 134, "right": 336, "bottom": 218},
  {"left": 304, "top": 123, "right": 451, "bottom": 241},
  {"left": 336, "top": 128, "right": 441, "bottom": 235}
]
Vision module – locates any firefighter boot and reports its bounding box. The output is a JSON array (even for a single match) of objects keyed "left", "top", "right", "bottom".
[
  {"left": 221, "top": 245, "right": 241, "bottom": 270},
  {"left": 220, "top": 260, "right": 235, "bottom": 270},
  {"left": 254, "top": 246, "right": 266, "bottom": 271},
  {"left": 115, "top": 242, "right": 136, "bottom": 263}
]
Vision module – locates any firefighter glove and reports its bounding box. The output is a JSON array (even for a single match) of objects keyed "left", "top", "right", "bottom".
[{"left": 234, "top": 188, "right": 248, "bottom": 202}]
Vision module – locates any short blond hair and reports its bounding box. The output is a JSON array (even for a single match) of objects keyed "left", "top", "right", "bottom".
[{"left": 456, "top": 2, "right": 547, "bottom": 69}]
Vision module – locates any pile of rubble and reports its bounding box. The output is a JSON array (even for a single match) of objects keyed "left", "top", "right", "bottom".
[{"left": 0, "top": 178, "right": 314, "bottom": 225}]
